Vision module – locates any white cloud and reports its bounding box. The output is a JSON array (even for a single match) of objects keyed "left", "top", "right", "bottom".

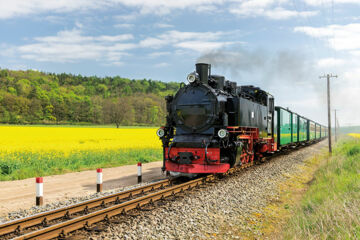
[
  {"left": 0, "top": 0, "right": 224, "bottom": 19},
  {"left": 0, "top": 0, "right": 99, "bottom": 19},
  {"left": 229, "top": 0, "right": 318, "bottom": 19},
  {"left": 0, "top": 0, "right": 318, "bottom": 20},
  {"left": 294, "top": 23, "right": 360, "bottom": 51},
  {"left": 317, "top": 58, "right": 346, "bottom": 68},
  {"left": 14, "top": 29, "right": 136, "bottom": 63},
  {"left": 8, "top": 29, "right": 239, "bottom": 63},
  {"left": 139, "top": 30, "right": 237, "bottom": 52},
  {"left": 31, "top": 29, "right": 133, "bottom": 43},
  {"left": 97, "top": 34, "right": 134, "bottom": 42},
  {"left": 303, "top": 0, "right": 360, "bottom": 6},
  {"left": 110, "top": 0, "right": 224, "bottom": 15}
]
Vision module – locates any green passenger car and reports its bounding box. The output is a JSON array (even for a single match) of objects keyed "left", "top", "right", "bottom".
[
  {"left": 275, "top": 107, "right": 325, "bottom": 147},
  {"left": 275, "top": 107, "right": 292, "bottom": 146}
]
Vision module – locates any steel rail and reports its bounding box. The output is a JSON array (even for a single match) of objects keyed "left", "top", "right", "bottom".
[
  {"left": 0, "top": 179, "right": 170, "bottom": 237},
  {"left": 14, "top": 176, "right": 214, "bottom": 240}
]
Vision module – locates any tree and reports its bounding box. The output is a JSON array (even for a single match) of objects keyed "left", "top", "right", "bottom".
[{"left": 103, "top": 98, "right": 133, "bottom": 128}]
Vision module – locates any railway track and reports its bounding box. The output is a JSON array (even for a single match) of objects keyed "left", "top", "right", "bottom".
[
  {"left": 0, "top": 160, "right": 263, "bottom": 240},
  {"left": 0, "top": 179, "right": 172, "bottom": 239},
  {"left": 0, "top": 173, "right": 225, "bottom": 240}
]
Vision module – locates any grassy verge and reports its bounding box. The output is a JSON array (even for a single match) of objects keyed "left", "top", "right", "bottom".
[
  {"left": 0, "top": 149, "right": 161, "bottom": 181},
  {"left": 284, "top": 138, "right": 360, "bottom": 239}
]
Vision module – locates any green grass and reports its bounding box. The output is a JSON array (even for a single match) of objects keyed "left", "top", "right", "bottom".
[
  {"left": 0, "top": 149, "right": 162, "bottom": 181},
  {"left": 284, "top": 137, "right": 360, "bottom": 239}
]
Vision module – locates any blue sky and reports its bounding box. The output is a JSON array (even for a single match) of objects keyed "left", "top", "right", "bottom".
[{"left": 0, "top": 0, "right": 359, "bottom": 125}]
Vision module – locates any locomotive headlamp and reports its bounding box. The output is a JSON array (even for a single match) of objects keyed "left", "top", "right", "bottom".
[
  {"left": 156, "top": 128, "right": 165, "bottom": 138},
  {"left": 218, "top": 129, "right": 228, "bottom": 139},
  {"left": 187, "top": 72, "right": 198, "bottom": 83}
]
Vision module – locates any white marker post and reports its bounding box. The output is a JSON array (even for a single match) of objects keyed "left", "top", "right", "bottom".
[
  {"left": 36, "top": 177, "right": 43, "bottom": 206},
  {"left": 137, "top": 162, "right": 142, "bottom": 183},
  {"left": 97, "top": 168, "right": 103, "bottom": 193}
]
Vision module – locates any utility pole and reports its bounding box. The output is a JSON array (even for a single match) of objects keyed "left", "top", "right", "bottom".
[{"left": 319, "top": 74, "right": 337, "bottom": 154}]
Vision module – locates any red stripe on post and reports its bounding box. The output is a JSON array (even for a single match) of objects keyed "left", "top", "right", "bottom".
[
  {"left": 36, "top": 177, "right": 43, "bottom": 183},
  {"left": 137, "top": 162, "right": 142, "bottom": 166},
  {"left": 97, "top": 168, "right": 102, "bottom": 173}
]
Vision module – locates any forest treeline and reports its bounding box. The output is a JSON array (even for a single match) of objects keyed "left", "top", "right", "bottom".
[{"left": 0, "top": 69, "right": 180, "bottom": 126}]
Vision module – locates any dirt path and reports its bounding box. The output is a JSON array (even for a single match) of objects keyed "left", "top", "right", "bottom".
[{"left": 0, "top": 161, "right": 164, "bottom": 217}]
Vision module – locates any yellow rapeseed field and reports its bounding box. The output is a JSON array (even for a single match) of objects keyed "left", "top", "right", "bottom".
[
  {"left": 0, "top": 126, "right": 162, "bottom": 180},
  {"left": 0, "top": 126, "right": 161, "bottom": 153},
  {"left": 348, "top": 133, "right": 360, "bottom": 138}
]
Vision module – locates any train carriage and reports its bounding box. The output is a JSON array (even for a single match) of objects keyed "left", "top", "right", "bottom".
[{"left": 275, "top": 107, "right": 292, "bottom": 146}]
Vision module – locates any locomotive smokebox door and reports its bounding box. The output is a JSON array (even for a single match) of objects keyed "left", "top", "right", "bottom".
[{"left": 178, "top": 152, "right": 194, "bottom": 164}]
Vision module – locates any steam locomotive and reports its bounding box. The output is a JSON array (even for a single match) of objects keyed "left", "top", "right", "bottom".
[{"left": 156, "top": 63, "right": 326, "bottom": 176}]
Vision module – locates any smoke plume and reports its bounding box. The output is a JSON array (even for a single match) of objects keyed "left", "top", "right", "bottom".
[{"left": 197, "top": 48, "right": 316, "bottom": 87}]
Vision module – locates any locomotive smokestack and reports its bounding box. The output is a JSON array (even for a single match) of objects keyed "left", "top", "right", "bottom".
[{"left": 196, "top": 63, "right": 210, "bottom": 84}]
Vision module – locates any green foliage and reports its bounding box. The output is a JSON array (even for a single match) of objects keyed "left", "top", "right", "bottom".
[{"left": 0, "top": 69, "right": 180, "bottom": 126}]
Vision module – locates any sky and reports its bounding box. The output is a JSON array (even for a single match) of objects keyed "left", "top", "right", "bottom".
[{"left": 0, "top": 0, "right": 359, "bottom": 126}]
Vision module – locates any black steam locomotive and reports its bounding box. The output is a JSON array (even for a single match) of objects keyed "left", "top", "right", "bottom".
[{"left": 156, "top": 63, "right": 276, "bottom": 176}]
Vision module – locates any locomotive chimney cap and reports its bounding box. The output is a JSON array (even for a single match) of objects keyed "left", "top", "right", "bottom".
[{"left": 195, "top": 63, "right": 211, "bottom": 85}]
